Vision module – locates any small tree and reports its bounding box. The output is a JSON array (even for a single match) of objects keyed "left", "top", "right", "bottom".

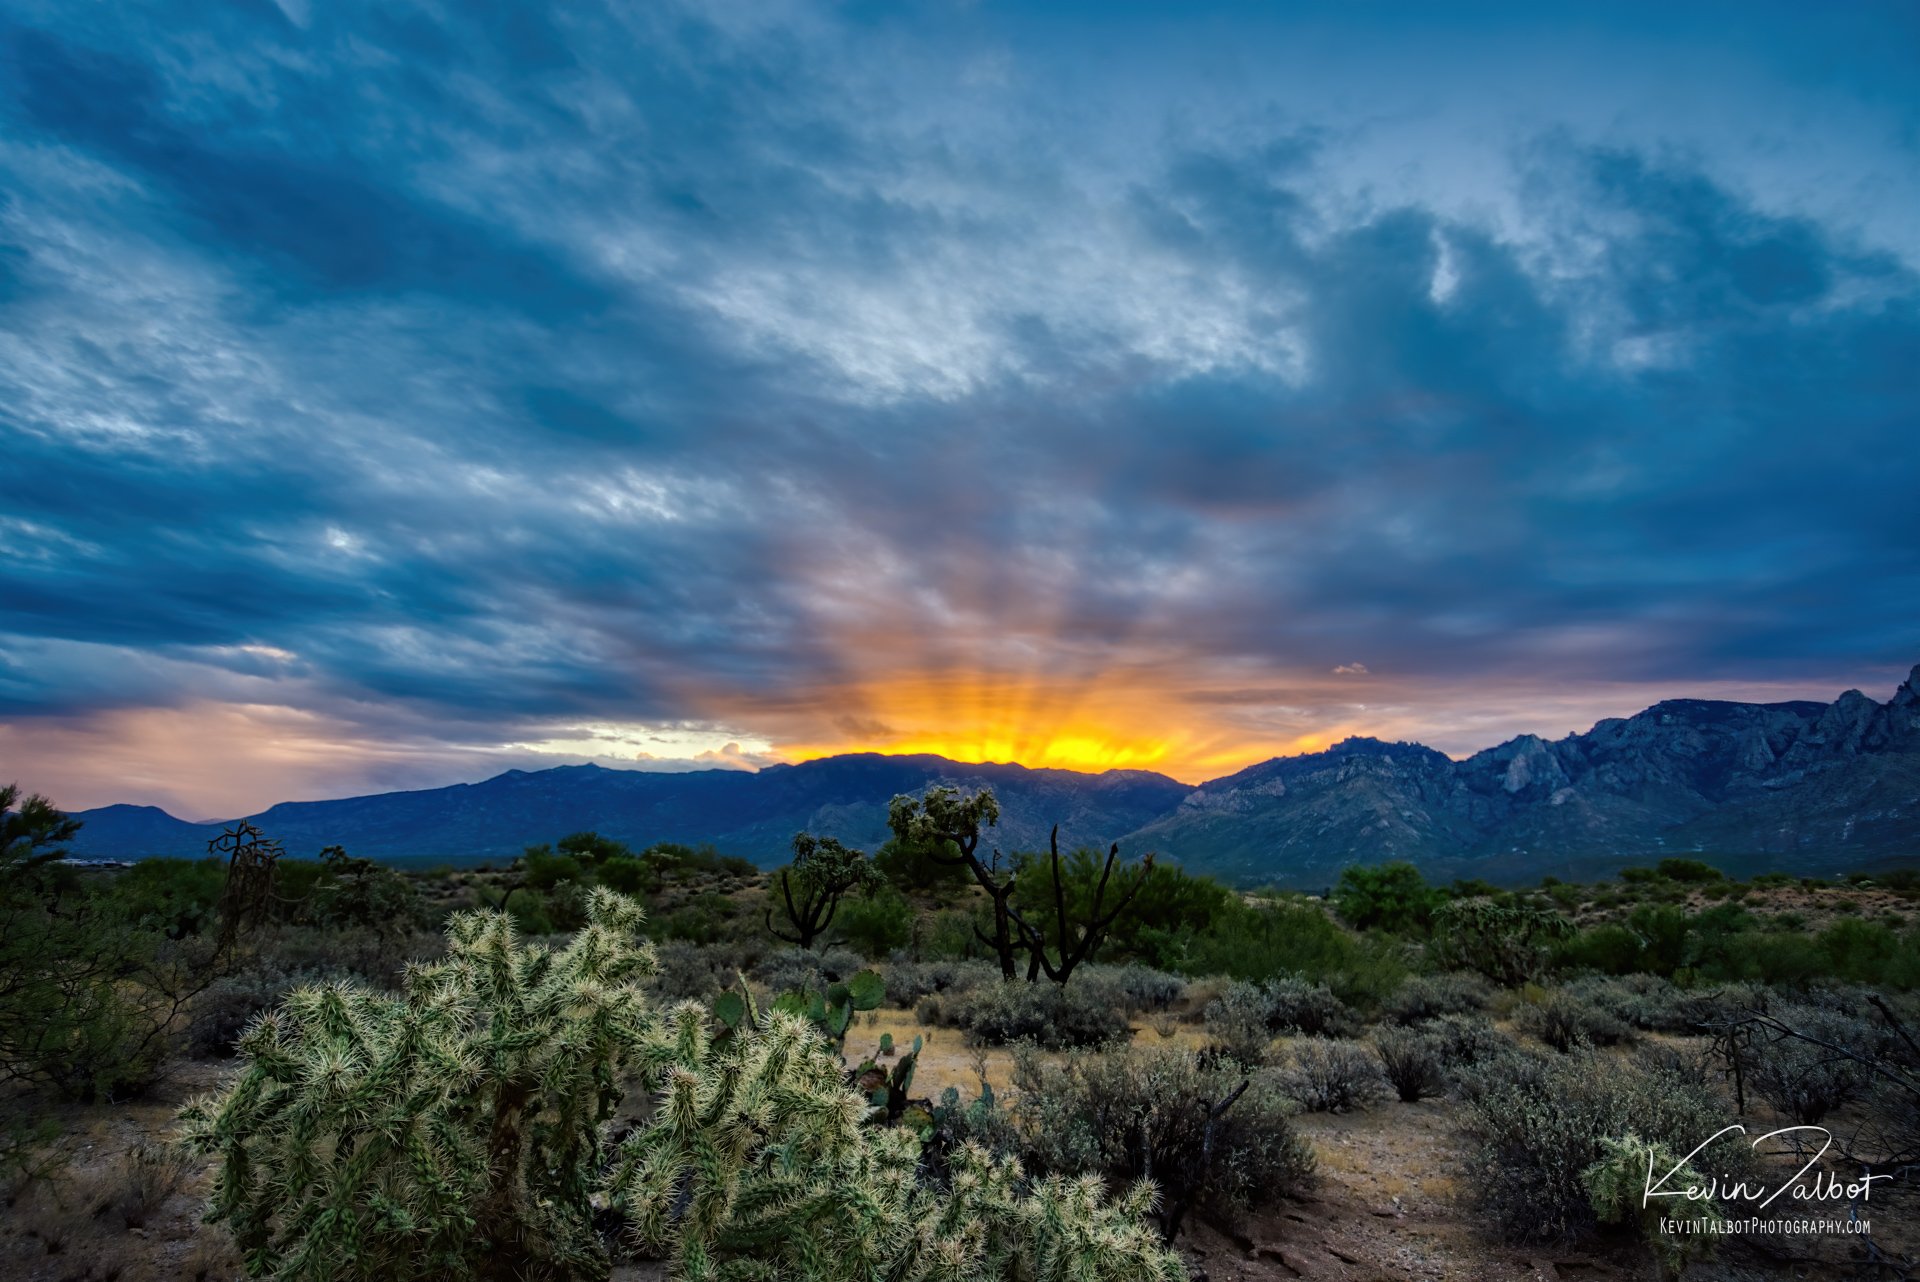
[
  {"left": 765, "top": 831, "right": 882, "bottom": 950},
  {"left": 1, "top": 783, "right": 81, "bottom": 873},
  {"left": 888, "top": 785, "right": 1035, "bottom": 980},
  {"left": 1332, "top": 861, "right": 1441, "bottom": 935},
  {"left": 208, "top": 822, "right": 283, "bottom": 959},
  {"left": 1008, "top": 826, "right": 1155, "bottom": 984},
  {"left": 2, "top": 788, "right": 211, "bottom": 1104}
]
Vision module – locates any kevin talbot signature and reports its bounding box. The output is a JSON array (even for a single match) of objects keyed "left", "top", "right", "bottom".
[{"left": 1643, "top": 1126, "right": 1892, "bottom": 1210}]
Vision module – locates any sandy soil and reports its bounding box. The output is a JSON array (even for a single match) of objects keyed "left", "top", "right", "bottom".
[{"left": 8, "top": 1007, "right": 1913, "bottom": 1281}]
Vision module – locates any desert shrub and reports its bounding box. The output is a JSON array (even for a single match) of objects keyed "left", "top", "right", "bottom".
[
  {"left": 647, "top": 939, "right": 752, "bottom": 1004},
  {"left": 1203, "top": 981, "right": 1276, "bottom": 1066},
  {"left": 1458, "top": 1047, "right": 1746, "bottom": 1242},
  {"left": 1103, "top": 962, "right": 1189, "bottom": 1012},
  {"left": 1262, "top": 974, "right": 1356, "bottom": 1035},
  {"left": 186, "top": 962, "right": 339, "bottom": 1059},
  {"left": 254, "top": 922, "right": 442, "bottom": 988},
  {"left": 0, "top": 891, "right": 192, "bottom": 1102},
  {"left": 1749, "top": 1002, "right": 1875, "bottom": 1124},
  {"left": 1373, "top": 1027, "right": 1446, "bottom": 1102},
  {"left": 110, "top": 1140, "right": 194, "bottom": 1230},
  {"left": 1014, "top": 1043, "right": 1315, "bottom": 1238},
  {"left": 752, "top": 945, "right": 867, "bottom": 996},
  {"left": 1422, "top": 1013, "right": 1516, "bottom": 1076},
  {"left": 1381, "top": 972, "right": 1492, "bottom": 1025},
  {"left": 1561, "top": 973, "right": 1689, "bottom": 1032},
  {"left": 882, "top": 957, "right": 995, "bottom": 1007},
  {"left": 917, "top": 979, "right": 1129, "bottom": 1050},
  {"left": 1517, "top": 989, "right": 1633, "bottom": 1053},
  {"left": 1282, "top": 1037, "right": 1390, "bottom": 1113}
]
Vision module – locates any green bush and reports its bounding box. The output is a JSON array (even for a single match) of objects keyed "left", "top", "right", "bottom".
[
  {"left": 1516, "top": 989, "right": 1634, "bottom": 1053},
  {"left": 1281, "top": 1037, "right": 1390, "bottom": 1113},
  {"left": 1749, "top": 1002, "right": 1875, "bottom": 1124},
  {"left": 2, "top": 864, "right": 195, "bottom": 1103},
  {"left": 1013, "top": 1044, "right": 1315, "bottom": 1238},
  {"left": 1333, "top": 861, "right": 1442, "bottom": 935},
  {"left": 1381, "top": 972, "right": 1492, "bottom": 1025},
  {"left": 1655, "top": 857, "right": 1723, "bottom": 883},
  {"left": 834, "top": 883, "right": 915, "bottom": 957},
  {"left": 881, "top": 957, "right": 997, "bottom": 1007},
  {"left": 110, "top": 858, "right": 228, "bottom": 937},
  {"left": 1373, "top": 1026, "right": 1447, "bottom": 1101},
  {"left": 1458, "top": 1047, "right": 1747, "bottom": 1243},
  {"left": 917, "top": 978, "right": 1130, "bottom": 1050},
  {"left": 1182, "top": 898, "right": 1405, "bottom": 1008}
]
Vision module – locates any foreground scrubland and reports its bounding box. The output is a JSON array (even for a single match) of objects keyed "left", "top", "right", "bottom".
[{"left": 3, "top": 779, "right": 1918, "bottom": 1280}]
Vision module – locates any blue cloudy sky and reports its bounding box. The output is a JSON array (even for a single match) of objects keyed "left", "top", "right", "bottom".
[{"left": 2, "top": 1, "right": 1917, "bottom": 817}]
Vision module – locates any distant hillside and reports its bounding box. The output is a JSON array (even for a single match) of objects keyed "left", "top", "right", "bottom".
[
  {"left": 65, "top": 664, "right": 1920, "bottom": 884},
  {"left": 1124, "top": 664, "right": 1920, "bottom": 884},
  {"left": 66, "top": 754, "right": 1192, "bottom": 865}
]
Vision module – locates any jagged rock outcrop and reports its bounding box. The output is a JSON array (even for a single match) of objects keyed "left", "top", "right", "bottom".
[{"left": 1125, "top": 664, "right": 1920, "bottom": 883}]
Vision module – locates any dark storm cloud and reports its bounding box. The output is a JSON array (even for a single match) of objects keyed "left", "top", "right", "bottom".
[{"left": 0, "top": 0, "right": 1915, "bottom": 809}]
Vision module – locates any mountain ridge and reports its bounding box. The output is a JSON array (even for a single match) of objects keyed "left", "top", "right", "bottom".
[{"left": 61, "top": 666, "right": 1920, "bottom": 884}]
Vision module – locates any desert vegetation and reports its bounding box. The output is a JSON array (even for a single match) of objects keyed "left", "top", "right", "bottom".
[{"left": 3, "top": 781, "right": 1918, "bottom": 1280}]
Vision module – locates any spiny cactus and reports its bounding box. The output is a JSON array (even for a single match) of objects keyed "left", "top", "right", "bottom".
[
  {"left": 183, "top": 888, "right": 1189, "bottom": 1282},
  {"left": 1584, "top": 1133, "right": 1724, "bottom": 1279},
  {"left": 178, "top": 886, "right": 658, "bottom": 1281},
  {"left": 608, "top": 1006, "right": 1185, "bottom": 1281},
  {"left": 772, "top": 968, "right": 885, "bottom": 1042}
]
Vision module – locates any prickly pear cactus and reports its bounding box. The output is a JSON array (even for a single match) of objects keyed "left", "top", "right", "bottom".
[{"left": 770, "top": 967, "right": 885, "bottom": 1042}]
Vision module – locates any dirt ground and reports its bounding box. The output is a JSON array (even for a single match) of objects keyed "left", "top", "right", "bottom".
[{"left": 6, "top": 1011, "right": 1912, "bottom": 1282}]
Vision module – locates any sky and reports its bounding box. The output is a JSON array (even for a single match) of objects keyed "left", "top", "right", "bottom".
[{"left": 2, "top": 2, "right": 1917, "bottom": 819}]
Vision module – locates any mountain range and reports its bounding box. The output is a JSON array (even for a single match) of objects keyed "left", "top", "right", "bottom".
[{"left": 62, "top": 664, "right": 1920, "bottom": 885}]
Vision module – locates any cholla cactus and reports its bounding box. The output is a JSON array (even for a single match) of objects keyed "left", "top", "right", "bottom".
[
  {"left": 182, "top": 886, "right": 1185, "bottom": 1282},
  {"left": 1583, "top": 1133, "right": 1724, "bottom": 1280},
  {"left": 179, "top": 887, "right": 657, "bottom": 1281},
  {"left": 609, "top": 1005, "right": 1185, "bottom": 1281}
]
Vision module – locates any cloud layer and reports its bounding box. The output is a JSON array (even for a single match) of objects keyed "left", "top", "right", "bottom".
[{"left": 1, "top": 2, "right": 1916, "bottom": 813}]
